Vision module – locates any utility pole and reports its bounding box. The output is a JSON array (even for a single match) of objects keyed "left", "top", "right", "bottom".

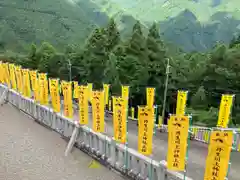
[
  {"left": 161, "top": 58, "right": 170, "bottom": 124},
  {"left": 67, "top": 59, "right": 72, "bottom": 81}
]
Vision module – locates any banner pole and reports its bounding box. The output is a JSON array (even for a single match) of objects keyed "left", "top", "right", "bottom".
[
  {"left": 149, "top": 108, "right": 155, "bottom": 180},
  {"left": 124, "top": 104, "right": 129, "bottom": 172},
  {"left": 226, "top": 129, "right": 236, "bottom": 179},
  {"left": 184, "top": 114, "right": 192, "bottom": 180},
  {"left": 154, "top": 105, "right": 157, "bottom": 135}
]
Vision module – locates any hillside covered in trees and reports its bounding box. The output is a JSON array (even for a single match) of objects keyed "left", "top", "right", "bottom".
[
  {"left": 1, "top": 0, "right": 240, "bottom": 127},
  {"left": 1, "top": 0, "right": 240, "bottom": 52}
]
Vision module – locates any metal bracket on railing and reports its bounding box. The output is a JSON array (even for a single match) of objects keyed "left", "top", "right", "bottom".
[
  {"left": 0, "top": 88, "right": 9, "bottom": 106},
  {"left": 64, "top": 121, "right": 80, "bottom": 156}
]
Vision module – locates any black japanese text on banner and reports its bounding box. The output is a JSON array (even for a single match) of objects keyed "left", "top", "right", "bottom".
[
  {"left": 92, "top": 90, "right": 105, "bottom": 132},
  {"left": 146, "top": 87, "right": 155, "bottom": 107},
  {"left": 217, "top": 94, "right": 234, "bottom": 128},
  {"left": 176, "top": 90, "right": 188, "bottom": 115},
  {"left": 138, "top": 106, "right": 154, "bottom": 155},
  {"left": 204, "top": 131, "right": 233, "bottom": 180},
  {"left": 78, "top": 85, "right": 89, "bottom": 125},
  {"left": 167, "top": 115, "right": 189, "bottom": 171},
  {"left": 113, "top": 96, "right": 127, "bottom": 143}
]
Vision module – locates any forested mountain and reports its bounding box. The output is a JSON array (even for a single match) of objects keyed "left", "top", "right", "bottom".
[
  {"left": 88, "top": 0, "right": 240, "bottom": 51},
  {"left": 1, "top": 0, "right": 240, "bottom": 51},
  {"left": 0, "top": 0, "right": 108, "bottom": 52},
  {"left": 1, "top": 0, "right": 240, "bottom": 127}
]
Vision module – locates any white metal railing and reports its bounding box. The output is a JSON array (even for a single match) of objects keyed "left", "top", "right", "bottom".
[{"left": 0, "top": 84, "right": 192, "bottom": 180}]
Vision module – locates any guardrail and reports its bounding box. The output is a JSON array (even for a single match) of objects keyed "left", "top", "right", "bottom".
[
  {"left": 157, "top": 124, "right": 240, "bottom": 151},
  {"left": 106, "top": 109, "right": 240, "bottom": 151},
  {"left": 0, "top": 84, "right": 192, "bottom": 180}
]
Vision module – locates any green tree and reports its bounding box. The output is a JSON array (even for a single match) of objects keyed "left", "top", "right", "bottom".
[
  {"left": 145, "top": 23, "right": 167, "bottom": 104},
  {"left": 104, "top": 18, "right": 120, "bottom": 52},
  {"left": 27, "top": 43, "right": 38, "bottom": 69},
  {"left": 83, "top": 28, "right": 108, "bottom": 89},
  {"left": 191, "top": 86, "right": 207, "bottom": 109},
  {"left": 37, "top": 42, "right": 56, "bottom": 73}
]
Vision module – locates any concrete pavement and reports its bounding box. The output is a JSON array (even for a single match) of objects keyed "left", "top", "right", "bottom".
[{"left": 0, "top": 104, "right": 127, "bottom": 180}]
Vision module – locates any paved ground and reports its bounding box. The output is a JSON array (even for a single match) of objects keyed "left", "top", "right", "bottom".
[
  {"left": 0, "top": 104, "right": 127, "bottom": 180},
  {"left": 71, "top": 108, "right": 240, "bottom": 180}
]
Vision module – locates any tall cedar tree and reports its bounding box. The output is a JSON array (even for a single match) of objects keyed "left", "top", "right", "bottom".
[
  {"left": 83, "top": 28, "right": 108, "bottom": 89},
  {"left": 146, "top": 23, "right": 167, "bottom": 104}
]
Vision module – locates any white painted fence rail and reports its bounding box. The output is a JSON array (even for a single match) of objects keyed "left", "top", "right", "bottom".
[{"left": 0, "top": 84, "right": 192, "bottom": 180}]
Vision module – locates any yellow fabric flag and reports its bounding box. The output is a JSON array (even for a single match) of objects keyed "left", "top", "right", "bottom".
[
  {"left": 131, "top": 107, "right": 135, "bottom": 119},
  {"left": 39, "top": 73, "right": 49, "bottom": 105},
  {"left": 78, "top": 85, "right": 89, "bottom": 125},
  {"left": 103, "top": 84, "right": 110, "bottom": 105},
  {"left": 15, "top": 66, "right": 23, "bottom": 94},
  {"left": 138, "top": 106, "right": 154, "bottom": 155},
  {"left": 204, "top": 131, "right": 233, "bottom": 180},
  {"left": 61, "top": 81, "right": 73, "bottom": 118},
  {"left": 73, "top": 81, "right": 79, "bottom": 99},
  {"left": 158, "top": 115, "right": 163, "bottom": 127},
  {"left": 167, "top": 115, "right": 189, "bottom": 171},
  {"left": 0, "top": 61, "right": 3, "bottom": 83},
  {"left": 112, "top": 96, "right": 127, "bottom": 143},
  {"left": 9, "top": 64, "right": 17, "bottom": 90},
  {"left": 29, "top": 70, "right": 38, "bottom": 91},
  {"left": 176, "top": 90, "right": 188, "bottom": 115},
  {"left": 3, "top": 63, "right": 10, "bottom": 87},
  {"left": 0, "top": 62, "right": 6, "bottom": 84},
  {"left": 49, "top": 79, "right": 61, "bottom": 113},
  {"left": 92, "top": 90, "right": 105, "bottom": 132},
  {"left": 22, "top": 69, "right": 31, "bottom": 97},
  {"left": 146, "top": 87, "right": 155, "bottom": 107},
  {"left": 121, "top": 85, "right": 129, "bottom": 107},
  {"left": 29, "top": 70, "right": 39, "bottom": 101},
  {"left": 217, "top": 94, "right": 234, "bottom": 128},
  {"left": 88, "top": 83, "right": 93, "bottom": 103}
]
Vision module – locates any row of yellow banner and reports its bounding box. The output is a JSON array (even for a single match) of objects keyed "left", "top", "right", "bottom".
[
  {"left": 0, "top": 61, "right": 235, "bottom": 180},
  {"left": 167, "top": 114, "right": 233, "bottom": 180},
  {"left": 0, "top": 62, "right": 155, "bottom": 154},
  {"left": 167, "top": 91, "right": 234, "bottom": 180},
  {"left": 175, "top": 90, "right": 234, "bottom": 128}
]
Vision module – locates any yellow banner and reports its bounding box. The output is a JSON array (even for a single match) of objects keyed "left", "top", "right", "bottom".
[
  {"left": 29, "top": 70, "right": 38, "bottom": 91},
  {"left": 92, "top": 90, "right": 104, "bottom": 132},
  {"left": 113, "top": 96, "right": 127, "bottom": 143},
  {"left": 61, "top": 81, "right": 73, "bottom": 118},
  {"left": 131, "top": 107, "right": 135, "bottom": 119},
  {"left": 217, "top": 94, "right": 234, "bottom": 128},
  {"left": 121, "top": 85, "right": 129, "bottom": 107},
  {"left": 204, "top": 131, "right": 233, "bottom": 180},
  {"left": 49, "top": 79, "right": 61, "bottom": 113},
  {"left": 138, "top": 106, "right": 154, "bottom": 155},
  {"left": 0, "top": 61, "right": 3, "bottom": 83},
  {"left": 39, "top": 73, "right": 48, "bottom": 105},
  {"left": 9, "top": 64, "right": 17, "bottom": 90},
  {"left": 29, "top": 70, "right": 39, "bottom": 101},
  {"left": 22, "top": 69, "right": 31, "bottom": 97},
  {"left": 167, "top": 115, "right": 189, "bottom": 171},
  {"left": 78, "top": 85, "right": 89, "bottom": 125},
  {"left": 103, "top": 84, "right": 110, "bottom": 105},
  {"left": 73, "top": 81, "right": 79, "bottom": 99},
  {"left": 2, "top": 63, "right": 10, "bottom": 87},
  {"left": 146, "top": 87, "right": 155, "bottom": 107},
  {"left": 176, "top": 91, "right": 188, "bottom": 115},
  {"left": 88, "top": 83, "right": 93, "bottom": 103},
  {"left": 15, "top": 66, "right": 23, "bottom": 94}
]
